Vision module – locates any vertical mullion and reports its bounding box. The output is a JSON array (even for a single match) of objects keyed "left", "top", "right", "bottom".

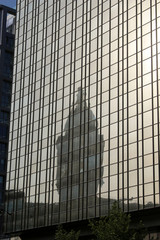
[
  {"left": 54, "top": 0, "right": 61, "bottom": 223},
  {"left": 108, "top": 0, "right": 111, "bottom": 211},
  {"left": 70, "top": 1, "right": 77, "bottom": 222},
  {"left": 51, "top": 1, "right": 58, "bottom": 225},
  {"left": 122, "top": 0, "right": 125, "bottom": 211},
  {"left": 26, "top": 0, "right": 40, "bottom": 229},
  {"left": 155, "top": 0, "right": 160, "bottom": 205},
  {"left": 150, "top": 0, "right": 156, "bottom": 206},
  {"left": 86, "top": 0, "right": 92, "bottom": 218},
  {"left": 83, "top": 0, "right": 88, "bottom": 220},
  {"left": 136, "top": 0, "right": 140, "bottom": 210},
  {"left": 51, "top": 0, "right": 60, "bottom": 223},
  {"left": 19, "top": 0, "right": 30, "bottom": 230},
  {"left": 80, "top": 0, "right": 84, "bottom": 219},
  {"left": 140, "top": 0, "right": 145, "bottom": 209},
  {"left": 34, "top": 2, "right": 44, "bottom": 226},
  {"left": 70, "top": 1, "right": 77, "bottom": 221},
  {"left": 117, "top": 0, "right": 120, "bottom": 206},
  {"left": 99, "top": 0, "right": 103, "bottom": 215},
  {"left": 33, "top": 0, "right": 43, "bottom": 227},
  {"left": 36, "top": 1, "right": 47, "bottom": 227},
  {"left": 42, "top": 1, "right": 49, "bottom": 225},
  {"left": 67, "top": 0, "right": 75, "bottom": 222},
  {"left": 46, "top": 0, "right": 55, "bottom": 226},
  {"left": 95, "top": 0, "right": 100, "bottom": 218},
  {"left": 126, "top": 0, "right": 129, "bottom": 212},
  {"left": 61, "top": 1, "right": 67, "bottom": 222}
]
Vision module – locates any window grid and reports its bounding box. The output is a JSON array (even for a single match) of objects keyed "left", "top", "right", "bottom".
[{"left": 4, "top": 0, "right": 160, "bottom": 233}]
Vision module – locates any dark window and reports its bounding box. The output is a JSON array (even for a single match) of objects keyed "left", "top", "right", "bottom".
[
  {"left": 6, "top": 36, "right": 14, "bottom": 50},
  {"left": 3, "top": 52, "right": 13, "bottom": 78},
  {"left": 0, "top": 158, "right": 5, "bottom": 171},
  {"left": 0, "top": 10, "right": 2, "bottom": 41},
  {"left": 0, "top": 144, "right": 7, "bottom": 158},
  {"left": 0, "top": 190, "right": 3, "bottom": 203},
  {"left": 1, "top": 93, "right": 11, "bottom": 109},
  {"left": 2, "top": 81, "right": 12, "bottom": 94},
  {"left": 0, "top": 176, "right": 4, "bottom": 190},
  {"left": 0, "top": 111, "right": 10, "bottom": 125},
  {"left": 0, "top": 125, "right": 8, "bottom": 139}
]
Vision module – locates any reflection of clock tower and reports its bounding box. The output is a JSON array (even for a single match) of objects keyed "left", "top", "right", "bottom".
[{"left": 56, "top": 88, "right": 105, "bottom": 202}]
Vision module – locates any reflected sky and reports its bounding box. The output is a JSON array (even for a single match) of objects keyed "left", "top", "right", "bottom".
[{"left": 0, "top": 0, "right": 16, "bottom": 9}]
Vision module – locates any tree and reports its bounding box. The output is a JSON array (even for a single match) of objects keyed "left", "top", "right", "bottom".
[
  {"left": 55, "top": 225, "right": 80, "bottom": 240},
  {"left": 89, "top": 202, "right": 147, "bottom": 240}
]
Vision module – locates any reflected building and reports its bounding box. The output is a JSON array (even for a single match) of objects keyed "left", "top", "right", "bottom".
[
  {"left": 3, "top": 0, "right": 160, "bottom": 239},
  {"left": 56, "top": 87, "right": 104, "bottom": 218}
]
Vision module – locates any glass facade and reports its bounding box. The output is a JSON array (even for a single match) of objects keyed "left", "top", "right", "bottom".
[{"left": 4, "top": 0, "right": 160, "bottom": 234}]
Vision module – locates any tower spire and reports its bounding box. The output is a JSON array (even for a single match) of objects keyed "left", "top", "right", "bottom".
[{"left": 76, "top": 87, "right": 86, "bottom": 104}]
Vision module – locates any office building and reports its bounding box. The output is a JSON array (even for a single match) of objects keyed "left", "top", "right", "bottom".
[
  {"left": 3, "top": 0, "right": 160, "bottom": 239},
  {"left": 0, "top": 4, "right": 15, "bottom": 235}
]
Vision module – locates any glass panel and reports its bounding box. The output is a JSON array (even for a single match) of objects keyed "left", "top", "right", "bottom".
[{"left": 6, "top": 13, "right": 16, "bottom": 34}]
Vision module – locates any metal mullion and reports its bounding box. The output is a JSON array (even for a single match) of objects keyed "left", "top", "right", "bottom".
[
  {"left": 67, "top": 0, "right": 75, "bottom": 222},
  {"left": 117, "top": 0, "right": 120, "bottom": 206},
  {"left": 80, "top": 0, "right": 84, "bottom": 219},
  {"left": 108, "top": 0, "right": 111, "bottom": 211},
  {"left": 34, "top": 2, "right": 46, "bottom": 227},
  {"left": 13, "top": 1, "right": 27, "bottom": 231},
  {"left": 126, "top": 0, "right": 129, "bottom": 212},
  {"left": 83, "top": 0, "right": 88, "bottom": 219},
  {"left": 23, "top": 16, "right": 35, "bottom": 231},
  {"left": 150, "top": 0, "right": 156, "bottom": 206},
  {"left": 140, "top": 0, "right": 145, "bottom": 209},
  {"left": 155, "top": 0, "right": 160, "bottom": 204},
  {"left": 74, "top": 3, "right": 78, "bottom": 221},
  {"left": 61, "top": 1, "right": 67, "bottom": 222},
  {"left": 99, "top": 0, "right": 103, "bottom": 215},
  {"left": 26, "top": 1, "right": 40, "bottom": 229},
  {"left": 70, "top": 4, "right": 77, "bottom": 219},
  {"left": 33, "top": 1, "right": 42, "bottom": 226},
  {"left": 86, "top": 0, "right": 91, "bottom": 219},
  {"left": 5, "top": 5, "right": 20, "bottom": 233},
  {"left": 46, "top": 1, "right": 55, "bottom": 226},
  {"left": 17, "top": 0, "right": 30, "bottom": 230},
  {"left": 122, "top": 0, "right": 125, "bottom": 211},
  {"left": 41, "top": 1, "right": 49, "bottom": 225},
  {"left": 94, "top": 0, "right": 100, "bottom": 218},
  {"left": 54, "top": 0, "right": 61, "bottom": 223},
  {"left": 50, "top": 0, "right": 59, "bottom": 225},
  {"left": 82, "top": 0, "right": 87, "bottom": 219},
  {"left": 136, "top": 0, "right": 140, "bottom": 210}
]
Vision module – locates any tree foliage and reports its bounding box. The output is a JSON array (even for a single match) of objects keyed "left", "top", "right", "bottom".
[
  {"left": 55, "top": 225, "right": 80, "bottom": 240},
  {"left": 89, "top": 202, "right": 147, "bottom": 240}
]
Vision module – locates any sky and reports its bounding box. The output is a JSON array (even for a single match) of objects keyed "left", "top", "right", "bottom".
[{"left": 0, "top": 0, "right": 16, "bottom": 9}]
